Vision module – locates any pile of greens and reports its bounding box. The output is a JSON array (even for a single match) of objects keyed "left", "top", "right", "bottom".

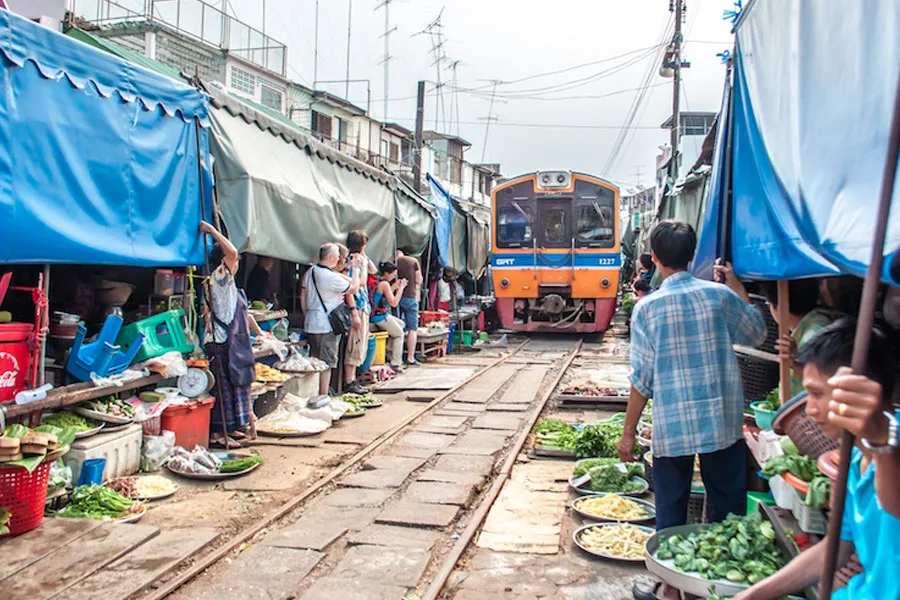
[
  {"left": 622, "top": 293, "right": 636, "bottom": 317},
  {"left": 573, "top": 457, "right": 620, "bottom": 477},
  {"left": 656, "top": 513, "right": 785, "bottom": 584},
  {"left": 220, "top": 456, "right": 263, "bottom": 473},
  {"left": 756, "top": 388, "right": 781, "bottom": 411},
  {"left": 534, "top": 415, "right": 627, "bottom": 458},
  {"left": 41, "top": 411, "right": 96, "bottom": 433},
  {"left": 581, "top": 463, "right": 645, "bottom": 493},
  {"left": 762, "top": 454, "right": 818, "bottom": 482},
  {"left": 57, "top": 484, "right": 136, "bottom": 520},
  {"left": 805, "top": 475, "right": 831, "bottom": 508},
  {"left": 534, "top": 419, "right": 579, "bottom": 451}
]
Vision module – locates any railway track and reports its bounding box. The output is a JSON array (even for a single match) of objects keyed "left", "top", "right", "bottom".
[{"left": 131, "top": 336, "right": 586, "bottom": 600}]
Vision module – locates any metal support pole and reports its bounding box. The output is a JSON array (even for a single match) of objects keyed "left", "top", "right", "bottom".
[
  {"left": 345, "top": 0, "right": 352, "bottom": 99},
  {"left": 776, "top": 281, "right": 791, "bottom": 404},
  {"left": 670, "top": 0, "right": 684, "bottom": 182},
  {"left": 820, "top": 65, "right": 900, "bottom": 599},
  {"left": 313, "top": 0, "right": 319, "bottom": 87},
  {"left": 39, "top": 265, "right": 49, "bottom": 387},
  {"left": 414, "top": 81, "right": 426, "bottom": 192}
]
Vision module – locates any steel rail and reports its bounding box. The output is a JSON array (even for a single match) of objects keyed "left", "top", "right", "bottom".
[
  {"left": 138, "top": 338, "right": 530, "bottom": 600},
  {"left": 422, "top": 339, "right": 583, "bottom": 600}
]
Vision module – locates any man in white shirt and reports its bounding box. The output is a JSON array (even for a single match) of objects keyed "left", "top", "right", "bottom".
[{"left": 301, "top": 243, "right": 362, "bottom": 395}]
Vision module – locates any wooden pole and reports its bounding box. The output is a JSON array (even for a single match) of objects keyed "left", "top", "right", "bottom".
[
  {"left": 819, "top": 66, "right": 900, "bottom": 598},
  {"left": 777, "top": 280, "right": 791, "bottom": 405}
]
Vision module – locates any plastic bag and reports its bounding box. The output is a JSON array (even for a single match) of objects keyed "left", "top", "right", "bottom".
[
  {"left": 139, "top": 351, "right": 188, "bottom": 379},
  {"left": 48, "top": 459, "right": 72, "bottom": 492},
  {"left": 141, "top": 430, "right": 175, "bottom": 472}
]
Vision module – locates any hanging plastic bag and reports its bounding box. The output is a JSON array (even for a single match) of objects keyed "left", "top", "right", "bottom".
[{"left": 141, "top": 430, "right": 176, "bottom": 472}]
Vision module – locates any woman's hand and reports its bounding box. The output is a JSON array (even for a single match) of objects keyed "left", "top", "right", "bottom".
[
  {"left": 828, "top": 367, "right": 891, "bottom": 445},
  {"left": 199, "top": 221, "right": 217, "bottom": 236},
  {"left": 774, "top": 334, "right": 798, "bottom": 370}
]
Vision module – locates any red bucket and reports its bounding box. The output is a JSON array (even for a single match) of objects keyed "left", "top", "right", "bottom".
[{"left": 0, "top": 323, "right": 33, "bottom": 403}]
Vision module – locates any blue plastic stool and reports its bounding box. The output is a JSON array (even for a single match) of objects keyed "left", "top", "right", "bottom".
[{"left": 66, "top": 315, "right": 145, "bottom": 382}]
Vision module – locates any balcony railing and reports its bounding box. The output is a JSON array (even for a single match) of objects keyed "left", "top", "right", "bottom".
[{"left": 69, "top": 0, "right": 287, "bottom": 76}]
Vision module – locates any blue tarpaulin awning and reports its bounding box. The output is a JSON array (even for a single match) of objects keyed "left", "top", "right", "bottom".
[
  {"left": 693, "top": 0, "right": 900, "bottom": 283},
  {"left": 0, "top": 9, "right": 211, "bottom": 266}
]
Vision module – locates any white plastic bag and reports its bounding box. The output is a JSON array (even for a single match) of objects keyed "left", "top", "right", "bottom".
[{"left": 141, "top": 430, "right": 175, "bottom": 472}]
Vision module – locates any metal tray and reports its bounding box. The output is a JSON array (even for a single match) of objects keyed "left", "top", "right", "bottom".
[
  {"left": 113, "top": 506, "right": 148, "bottom": 524},
  {"left": 645, "top": 524, "right": 750, "bottom": 597},
  {"left": 167, "top": 452, "right": 261, "bottom": 480},
  {"left": 569, "top": 474, "right": 649, "bottom": 497},
  {"left": 573, "top": 522, "right": 654, "bottom": 562},
  {"left": 256, "top": 427, "right": 327, "bottom": 437},
  {"left": 534, "top": 446, "right": 577, "bottom": 459},
  {"left": 571, "top": 494, "right": 656, "bottom": 524},
  {"left": 342, "top": 408, "right": 368, "bottom": 419},
  {"left": 74, "top": 423, "right": 105, "bottom": 438},
  {"left": 74, "top": 406, "right": 134, "bottom": 425}
]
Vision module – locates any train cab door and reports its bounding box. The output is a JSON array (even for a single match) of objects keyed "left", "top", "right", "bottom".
[{"left": 536, "top": 198, "right": 573, "bottom": 287}]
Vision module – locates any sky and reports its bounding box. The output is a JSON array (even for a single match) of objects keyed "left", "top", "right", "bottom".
[{"left": 229, "top": 0, "right": 736, "bottom": 187}]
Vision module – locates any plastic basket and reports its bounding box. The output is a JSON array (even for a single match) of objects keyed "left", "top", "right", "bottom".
[
  {"left": 138, "top": 414, "right": 162, "bottom": 436},
  {"left": 773, "top": 393, "right": 840, "bottom": 459},
  {"left": 0, "top": 460, "right": 53, "bottom": 537},
  {"left": 791, "top": 493, "right": 827, "bottom": 535},
  {"left": 737, "top": 353, "right": 779, "bottom": 408},
  {"left": 769, "top": 475, "right": 796, "bottom": 510}
]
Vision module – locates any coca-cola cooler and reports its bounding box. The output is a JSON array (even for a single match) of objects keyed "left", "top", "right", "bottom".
[{"left": 0, "top": 323, "right": 33, "bottom": 402}]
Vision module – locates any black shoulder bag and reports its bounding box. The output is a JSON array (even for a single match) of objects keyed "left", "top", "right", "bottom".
[{"left": 311, "top": 267, "right": 354, "bottom": 335}]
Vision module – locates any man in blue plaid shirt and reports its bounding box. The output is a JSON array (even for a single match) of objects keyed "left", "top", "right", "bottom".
[{"left": 618, "top": 221, "right": 766, "bottom": 541}]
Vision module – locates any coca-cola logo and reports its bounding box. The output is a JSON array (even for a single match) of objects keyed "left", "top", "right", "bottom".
[{"left": 0, "top": 351, "right": 21, "bottom": 389}]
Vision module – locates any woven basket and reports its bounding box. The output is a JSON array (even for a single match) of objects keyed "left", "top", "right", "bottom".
[
  {"left": 0, "top": 460, "right": 53, "bottom": 537},
  {"left": 773, "top": 393, "right": 840, "bottom": 459}
]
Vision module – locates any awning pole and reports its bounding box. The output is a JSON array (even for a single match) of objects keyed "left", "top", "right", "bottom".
[
  {"left": 777, "top": 280, "right": 791, "bottom": 405},
  {"left": 819, "top": 65, "right": 900, "bottom": 599},
  {"left": 39, "top": 265, "right": 49, "bottom": 387}
]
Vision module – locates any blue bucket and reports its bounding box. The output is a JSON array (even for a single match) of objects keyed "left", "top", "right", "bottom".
[
  {"left": 357, "top": 334, "right": 378, "bottom": 375},
  {"left": 446, "top": 323, "right": 457, "bottom": 354},
  {"left": 78, "top": 458, "right": 107, "bottom": 486}
]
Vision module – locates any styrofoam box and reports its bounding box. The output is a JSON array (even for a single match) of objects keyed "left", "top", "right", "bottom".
[
  {"left": 769, "top": 474, "right": 796, "bottom": 511},
  {"left": 64, "top": 424, "right": 142, "bottom": 483},
  {"left": 790, "top": 487, "right": 827, "bottom": 535}
]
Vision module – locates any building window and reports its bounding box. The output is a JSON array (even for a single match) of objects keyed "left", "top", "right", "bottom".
[
  {"left": 260, "top": 85, "right": 283, "bottom": 112},
  {"left": 450, "top": 158, "right": 462, "bottom": 185},
  {"left": 389, "top": 142, "right": 399, "bottom": 163},
  {"left": 312, "top": 110, "right": 332, "bottom": 139},
  {"left": 230, "top": 66, "right": 256, "bottom": 95}
]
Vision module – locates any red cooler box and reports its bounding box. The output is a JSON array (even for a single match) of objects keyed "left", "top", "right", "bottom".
[
  {"left": 160, "top": 397, "right": 215, "bottom": 448},
  {"left": 0, "top": 323, "right": 33, "bottom": 402}
]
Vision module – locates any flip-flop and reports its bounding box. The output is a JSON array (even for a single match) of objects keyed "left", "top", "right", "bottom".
[
  {"left": 229, "top": 431, "right": 247, "bottom": 440},
  {"left": 210, "top": 436, "right": 242, "bottom": 450}
]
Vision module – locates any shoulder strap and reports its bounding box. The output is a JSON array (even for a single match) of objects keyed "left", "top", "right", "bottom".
[{"left": 310, "top": 267, "right": 327, "bottom": 312}]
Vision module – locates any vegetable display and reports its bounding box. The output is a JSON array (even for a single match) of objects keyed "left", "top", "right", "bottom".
[
  {"left": 573, "top": 457, "right": 620, "bottom": 477},
  {"left": 574, "top": 494, "right": 651, "bottom": 521},
  {"left": 577, "top": 523, "right": 650, "bottom": 559},
  {"left": 82, "top": 397, "right": 136, "bottom": 418},
  {"left": 762, "top": 455, "right": 818, "bottom": 482},
  {"left": 535, "top": 415, "right": 628, "bottom": 458},
  {"left": 57, "top": 484, "right": 143, "bottom": 520},
  {"left": 579, "top": 463, "right": 645, "bottom": 494},
  {"left": 804, "top": 475, "right": 831, "bottom": 508},
  {"left": 341, "top": 394, "right": 382, "bottom": 408},
  {"left": 41, "top": 411, "right": 98, "bottom": 433},
  {"left": 756, "top": 388, "right": 781, "bottom": 412},
  {"left": 219, "top": 456, "right": 264, "bottom": 473},
  {"left": 655, "top": 513, "right": 785, "bottom": 584}
]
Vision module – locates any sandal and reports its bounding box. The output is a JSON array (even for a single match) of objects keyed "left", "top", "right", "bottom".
[
  {"left": 210, "top": 435, "right": 242, "bottom": 450},
  {"left": 632, "top": 580, "right": 662, "bottom": 600},
  {"left": 229, "top": 430, "right": 247, "bottom": 440}
]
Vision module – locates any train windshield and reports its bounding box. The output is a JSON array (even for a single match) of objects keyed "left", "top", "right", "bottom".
[
  {"left": 574, "top": 184, "right": 615, "bottom": 248},
  {"left": 497, "top": 199, "right": 534, "bottom": 247}
]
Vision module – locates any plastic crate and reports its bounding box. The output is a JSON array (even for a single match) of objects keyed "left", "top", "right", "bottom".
[
  {"left": 0, "top": 460, "right": 52, "bottom": 537},
  {"left": 791, "top": 488, "right": 827, "bottom": 534},
  {"left": 769, "top": 475, "right": 796, "bottom": 510},
  {"left": 64, "top": 424, "right": 142, "bottom": 484},
  {"left": 749, "top": 294, "right": 779, "bottom": 354},
  {"left": 738, "top": 352, "right": 779, "bottom": 407},
  {"left": 160, "top": 397, "right": 215, "bottom": 448}
]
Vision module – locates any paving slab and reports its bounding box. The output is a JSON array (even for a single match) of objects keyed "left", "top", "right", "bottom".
[
  {"left": 188, "top": 545, "right": 323, "bottom": 600},
  {"left": 471, "top": 413, "right": 524, "bottom": 431},
  {"left": 261, "top": 506, "right": 379, "bottom": 551},
  {"left": 486, "top": 402, "right": 531, "bottom": 412},
  {"left": 339, "top": 468, "right": 411, "bottom": 489},
  {"left": 494, "top": 367, "right": 548, "bottom": 403},
  {"left": 403, "top": 480, "right": 475, "bottom": 505},
  {"left": 363, "top": 454, "right": 427, "bottom": 473},
  {"left": 397, "top": 431, "right": 457, "bottom": 449},
  {"left": 319, "top": 487, "right": 396, "bottom": 508},
  {"left": 377, "top": 367, "right": 477, "bottom": 391},
  {"left": 437, "top": 402, "right": 487, "bottom": 416},
  {"left": 301, "top": 577, "right": 407, "bottom": 600},
  {"left": 417, "top": 469, "right": 487, "bottom": 488},
  {"left": 453, "top": 365, "right": 518, "bottom": 403},
  {"left": 387, "top": 444, "right": 440, "bottom": 459},
  {"left": 433, "top": 453, "right": 496, "bottom": 475},
  {"left": 440, "top": 430, "right": 509, "bottom": 456},
  {"left": 377, "top": 500, "right": 460, "bottom": 528},
  {"left": 322, "top": 400, "right": 424, "bottom": 444},
  {"left": 346, "top": 523, "right": 442, "bottom": 550},
  {"left": 476, "top": 531, "right": 560, "bottom": 554},
  {"left": 330, "top": 544, "right": 431, "bottom": 587}
]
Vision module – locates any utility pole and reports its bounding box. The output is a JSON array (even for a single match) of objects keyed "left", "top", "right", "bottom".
[
  {"left": 670, "top": 0, "right": 685, "bottom": 182},
  {"left": 376, "top": 0, "right": 395, "bottom": 122},
  {"left": 480, "top": 80, "right": 500, "bottom": 163},
  {"left": 345, "top": 0, "right": 352, "bottom": 98},
  {"left": 313, "top": 0, "right": 319, "bottom": 87},
  {"left": 414, "top": 81, "right": 426, "bottom": 192}
]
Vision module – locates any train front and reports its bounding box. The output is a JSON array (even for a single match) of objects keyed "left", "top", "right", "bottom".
[{"left": 491, "top": 171, "right": 620, "bottom": 333}]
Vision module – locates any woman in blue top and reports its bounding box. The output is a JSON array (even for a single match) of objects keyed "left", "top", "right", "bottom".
[
  {"left": 370, "top": 262, "right": 407, "bottom": 372},
  {"left": 733, "top": 319, "right": 900, "bottom": 600}
]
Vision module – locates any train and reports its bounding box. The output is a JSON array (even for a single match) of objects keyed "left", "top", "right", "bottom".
[{"left": 490, "top": 170, "right": 620, "bottom": 333}]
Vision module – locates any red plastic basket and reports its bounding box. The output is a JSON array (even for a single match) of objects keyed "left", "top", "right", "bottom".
[
  {"left": 772, "top": 394, "right": 839, "bottom": 459},
  {"left": 139, "top": 414, "right": 162, "bottom": 436},
  {"left": 0, "top": 460, "right": 52, "bottom": 537},
  {"left": 420, "top": 311, "right": 450, "bottom": 328}
]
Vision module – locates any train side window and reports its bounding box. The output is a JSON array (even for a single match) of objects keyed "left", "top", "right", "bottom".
[
  {"left": 575, "top": 200, "right": 614, "bottom": 247},
  {"left": 497, "top": 201, "right": 534, "bottom": 247}
]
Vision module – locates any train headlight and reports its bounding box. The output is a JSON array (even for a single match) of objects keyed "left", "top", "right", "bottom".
[
  {"left": 500, "top": 278, "right": 510, "bottom": 288},
  {"left": 600, "top": 278, "right": 611, "bottom": 289},
  {"left": 557, "top": 174, "right": 565, "bottom": 184}
]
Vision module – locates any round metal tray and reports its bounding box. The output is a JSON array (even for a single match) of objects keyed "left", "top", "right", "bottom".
[
  {"left": 342, "top": 408, "right": 368, "bottom": 419},
  {"left": 571, "top": 494, "right": 656, "bottom": 524},
  {"left": 569, "top": 474, "right": 649, "bottom": 497},
  {"left": 645, "top": 524, "right": 749, "bottom": 597},
  {"left": 256, "top": 426, "right": 327, "bottom": 437},
  {"left": 167, "top": 452, "right": 261, "bottom": 480},
  {"left": 114, "top": 506, "right": 148, "bottom": 524},
  {"left": 74, "top": 423, "right": 105, "bottom": 438},
  {"left": 73, "top": 406, "right": 134, "bottom": 425},
  {"left": 573, "top": 522, "right": 654, "bottom": 562}
]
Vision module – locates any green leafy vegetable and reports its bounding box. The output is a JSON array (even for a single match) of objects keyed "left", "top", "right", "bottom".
[
  {"left": 3, "top": 424, "right": 28, "bottom": 438},
  {"left": 762, "top": 455, "right": 818, "bottom": 482},
  {"left": 41, "top": 411, "right": 97, "bottom": 433},
  {"left": 780, "top": 437, "right": 799, "bottom": 456},
  {"left": 219, "top": 456, "right": 263, "bottom": 473},
  {"left": 622, "top": 293, "right": 636, "bottom": 316},
  {"left": 656, "top": 513, "right": 786, "bottom": 584},
  {"left": 582, "top": 463, "right": 645, "bottom": 493},
  {"left": 573, "top": 457, "right": 620, "bottom": 477},
  {"left": 535, "top": 419, "right": 573, "bottom": 435},
  {"left": 805, "top": 475, "right": 831, "bottom": 508},
  {"left": 0, "top": 507, "right": 10, "bottom": 536},
  {"left": 57, "top": 484, "right": 135, "bottom": 520}
]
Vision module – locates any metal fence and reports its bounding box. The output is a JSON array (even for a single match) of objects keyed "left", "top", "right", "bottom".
[{"left": 69, "top": 0, "right": 287, "bottom": 76}]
